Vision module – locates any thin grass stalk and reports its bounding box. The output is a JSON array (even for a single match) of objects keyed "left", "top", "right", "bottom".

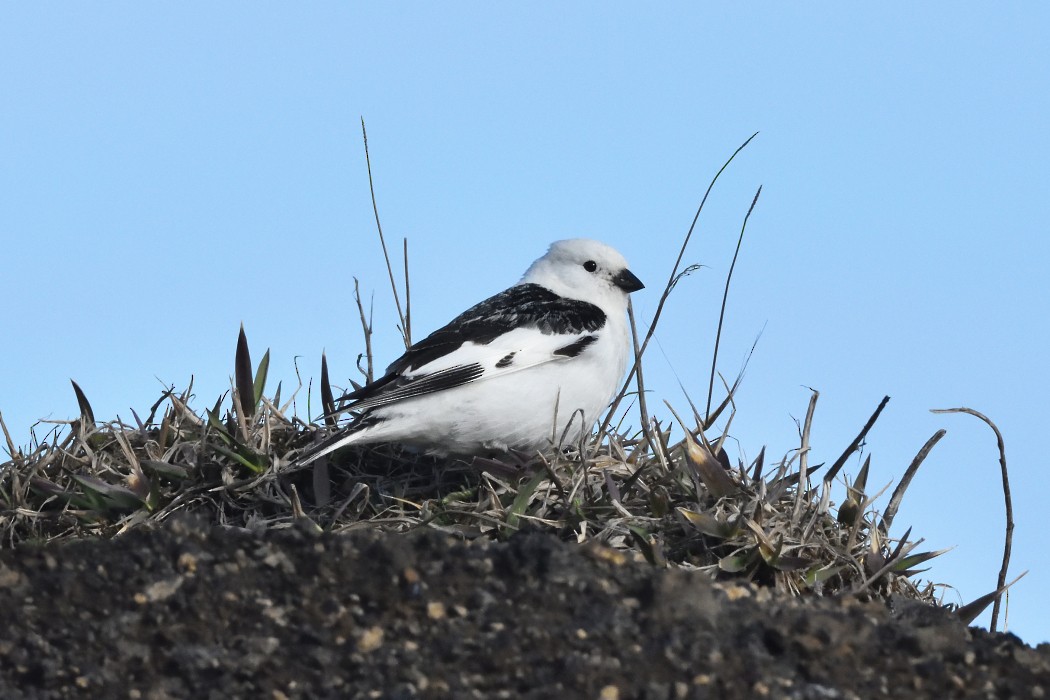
[
  {"left": 353, "top": 278, "right": 375, "bottom": 384},
  {"left": 626, "top": 300, "right": 655, "bottom": 455},
  {"left": 706, "top": 185, "right": 761, "bottom": 418},
  {"left": 360, "top": 117, "right": 409, "bottom": 348},
  {"left": 403, "top": 237, "right": 412, "bottom": 345},
  {"left": 931, "top": 407, "right": 1014, "bottom": 632},
  {"left": 601, "top": 133, "right": 759, "bottom": 434},
  {"left": 711, "top": 373, "right": 738, "bottom": 459},
  {"left": 702, "top": 332, "right": 760, "bottom": 431}
]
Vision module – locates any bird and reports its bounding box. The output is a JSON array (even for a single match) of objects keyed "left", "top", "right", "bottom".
[{"left": 297, "top": 238, "right": 644, "bottom": 464}]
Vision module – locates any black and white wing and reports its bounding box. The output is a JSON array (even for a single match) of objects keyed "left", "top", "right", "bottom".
[{"left": 337, "top": 283, "right": 607, "bottom": 414}]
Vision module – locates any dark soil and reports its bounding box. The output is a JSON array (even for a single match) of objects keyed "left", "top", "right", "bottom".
[{"left": 0, "top": 518, "right": 1045, "bottom": 699}]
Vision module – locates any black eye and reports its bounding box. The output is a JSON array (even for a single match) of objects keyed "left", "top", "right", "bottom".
[{"left": 583, "top": 260, "right": 598, "bottom": 273}]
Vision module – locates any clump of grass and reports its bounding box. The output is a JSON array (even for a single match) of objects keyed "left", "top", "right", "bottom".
[{"left": 0, "top": 133, "right": 1020, "bottom": 630}]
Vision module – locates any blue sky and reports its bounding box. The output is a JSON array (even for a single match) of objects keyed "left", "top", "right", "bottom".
[{"left": 2, "top": 5, "right": 1047, "bottom": 642}]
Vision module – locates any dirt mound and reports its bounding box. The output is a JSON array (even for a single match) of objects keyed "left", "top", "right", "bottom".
[{"left": 0, "top": 518, "right": 1045, "bottom": 699}]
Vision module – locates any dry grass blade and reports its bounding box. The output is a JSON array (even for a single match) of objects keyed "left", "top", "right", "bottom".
[
  {"left": 665, "top": 401, "right": 736, "bottom": 498},
  {"left": 69, "top": 379, "right": 95, "bottom": 427},
  {"left": 931, "top": 407, "right": 1014, "bottom": 633},
  {"left": 706, "top": 185, "right": 761, "bottom": 418},
  {"left": 795, "top": 388, "right": 819, "bottom": 519},
  {"left": 878, "top": 429, "right": 946, "bottom": 535},
  {"left": 229, "top": 377, "right": 251, "bottom": 445},
  {"left": 749, "top": 446, "right": 766, "bottom": 482},
  {"left": 955, "top": 572, "right": 1027, "bottom": 626},
  {"left": 113, "top": 426, "right": 149, "bottom": 502},
  {"left": 0, "top": 411, "right": 19, "bottom": 462}
]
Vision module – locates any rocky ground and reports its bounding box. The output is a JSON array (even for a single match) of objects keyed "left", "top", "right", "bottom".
[{"left": 0, "top": 517, "right": 1045, "bottom": 699}]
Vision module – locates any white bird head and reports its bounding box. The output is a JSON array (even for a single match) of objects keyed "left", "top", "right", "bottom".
[{"left": 520, "top": 239, "right": 644, "bottom": 309}]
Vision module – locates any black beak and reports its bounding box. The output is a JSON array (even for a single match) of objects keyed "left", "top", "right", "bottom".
[{"left": 613, "top": 268, "right": 645, "bottom": 293}]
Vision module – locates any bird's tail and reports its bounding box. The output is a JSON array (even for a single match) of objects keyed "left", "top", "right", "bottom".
[{"left": 295, "top": 415, "right": 380, "bottom": 466}]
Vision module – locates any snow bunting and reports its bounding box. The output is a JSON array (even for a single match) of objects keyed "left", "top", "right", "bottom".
[{"left": 298, "top": 239, "right": 644, "bottom": 463}]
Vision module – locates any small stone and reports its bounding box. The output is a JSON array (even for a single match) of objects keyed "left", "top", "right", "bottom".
[
  {"left": 427, "top": 602, "right": 446, "bottom": 620},
  {"left": 177, "top": 552, "right": 198, "bottom": 574},
  {"left": 357, "top": 627, "right": 384, "bottom": 653},
  {"left": 139, "top": 577, "right": 183, "bottom": 603},
  {"left": 0, "top": 565, "right": 24, "bottom": 588},
  {"left": 724, "top": 585, "right": 752, "bottom": 601}
]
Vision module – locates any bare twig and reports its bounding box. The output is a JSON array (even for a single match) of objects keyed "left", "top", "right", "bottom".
[
  {"left": 824, "top": 396, "right": 891, "bottom": 485},
  {"left": 931, "top": 407, "right": 1014, "bottom": 632},
  {"left": 626, "top": 300, "right": 654, "bottom": 456},
  {"left": 352, "top": 278, "right": 374, "bottom": 384},
  {"left": 706, "top": 185, "right": 761, "bottom": 418},
  {"left": 403, "top": 237, "right": 412, "bottom": 346},
  {"left": 360, "top": 118, "right": 409, "bottom": 349}
]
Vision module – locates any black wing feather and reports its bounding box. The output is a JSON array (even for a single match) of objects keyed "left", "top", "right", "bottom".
[
  {"left": 338, "top": 283, "right": 606, "bottom": 413},
  {"left": 347, "top": 364, "right": 485, "bottom": 413},
  {"left": 391, "top": 283, "right": 606, "bottom": 373}
]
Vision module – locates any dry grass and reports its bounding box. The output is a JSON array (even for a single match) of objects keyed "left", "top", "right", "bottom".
[
  {"left": 0, "top": 368, "right": 970, "bottom": 608},
  {"left": 0, "top": 133, "right": 1018, "bottom": 629}
]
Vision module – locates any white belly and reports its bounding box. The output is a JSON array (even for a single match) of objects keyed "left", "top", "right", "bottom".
[{"left": 359, "top": 324, "right": 629, "bottom": 454}]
